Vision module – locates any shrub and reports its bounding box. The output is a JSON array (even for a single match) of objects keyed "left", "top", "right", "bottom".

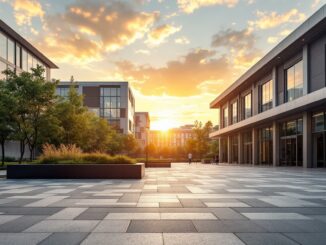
[{"left": 39, "top": 144, "right": 136, "bottom": 164}]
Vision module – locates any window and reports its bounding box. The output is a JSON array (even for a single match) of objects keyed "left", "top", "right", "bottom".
[
  {"left": 222, "top": 107, "right": 228, "bottom": 128},
  {"left": 313, "top": 112, "right": 325, "bottom": 132},
  {"left": 286, "top": 60, "right": 303, "bottom": 102},
  {"left": 231, "top": 101, "right": 238, "bottom": 124},
  {"left": 16, "top": 44, "right": 21, "bottom": 68},
  {"left": 244, "top": 93, "right": 252, "bottom": 119},
  {"left": 28, "top": 53, "right": 33, "bottom": 71},
  {"left": 260, "top": 80, "right": 273, "bottom": 112},
  {"left": 100, "top": 87, "right": 121, "bottom": 122},
  {"left": 7, "top": 39, "right": 14, "bottom": 64},
  {"left": 0, "top": 32, "right": 7, "bottom": 59},
  {"left": 56, "top": 87, "right": 70, "bottom": 98},
  {"left": 22, "top": 49, "right": 28, "bottom": 71},
  {"left": 0, "top": 61, "right": 6, "bottom": 79}
]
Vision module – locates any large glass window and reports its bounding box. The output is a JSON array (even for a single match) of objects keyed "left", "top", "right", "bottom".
[
  {"left": 56, "top": 87, "right": 70, "bottom": 98},
  {"left": 260, "top": 80, "right": 273, "bottom": 112},
  {"left": 0, "top": 61, "right": 6, "bottom": 80},
  {"left": 259, "top": 126, "right": 273, "bottom": 165},
  {"left": 231, "top": 135, "right": 238, "bottom": 163},
  {"left": 312, "top": 112, "right": 326, "bottom": 168},
  {"left": 231, "top": 101, "right": 238, "bottom": 124},
  {"left": 244, "top": 93, "right": 252, "bottom": 119},
  {"left": 222, "top": 107, "right": 228, "bottom": 128},
  {"left": 22, "top": 49, "right": 28, "bottom": 71},
  {"left": 0, "top": 32, "right": 7, "bottom": 60},
  {"left": 100, "top": 87, "right": 121, "bottom": 123},
  {"left": 280, "top": 119, "right": 303, "bottom": 167},
  {"left": 16, "top": 44, "right": 21, "bottom": 68},
  {"left": 286, "top": 60, "right": 303, "bottom": 102},
  {"left": 243, "top": 131, "right": 252, "bottom": 164},
  {"left": 7, "top": 39, "right": 14, "bottom": 64}
]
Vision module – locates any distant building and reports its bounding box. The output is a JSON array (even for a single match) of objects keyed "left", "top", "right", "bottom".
[
  {"left": 57, "top": 81, "right": 135, "bottom": 134},
  {"left": 209, "top": 5, "right": 326, "bottom": 168},
  {"left": 149, "top": 125, "right": 194, "bottom": 148},
  {"left": 0, "top": 19, "right": 58, "bottom": 159},
  {"left": 135, "top": 112, "right": 150, "bottom": 149}
]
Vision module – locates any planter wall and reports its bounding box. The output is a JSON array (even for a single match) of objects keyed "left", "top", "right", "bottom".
[
  {"left": 145, "top": 161, "right": 171, "bottom": 168},
  {"left": 7, "top": 163, "right": 145, "bottom": 179}
]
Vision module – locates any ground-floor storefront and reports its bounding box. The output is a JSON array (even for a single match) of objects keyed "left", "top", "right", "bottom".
[{"left": 218, "top": 110, "right": 326, "bottom": 168}]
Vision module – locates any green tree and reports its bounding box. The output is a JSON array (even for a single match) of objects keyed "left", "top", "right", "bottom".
[
  {"left": 4, "top": 66, "right": 58, "bottom": 161},
  {"left": 191, "top": 120, "right": 213, "bottom": 159},
  {"left": 121, "top": 134, "right": 138, "bottom": 155}
]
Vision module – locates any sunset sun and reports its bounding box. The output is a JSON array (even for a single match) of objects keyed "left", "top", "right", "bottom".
[{"left": 151, "top": 119, "right": 179, "bottom": 131}]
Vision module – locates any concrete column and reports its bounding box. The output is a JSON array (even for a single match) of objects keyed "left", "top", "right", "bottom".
[
  {"left": 238, "top": 133, "right": 243, "bottom": 164},
  {"left": 252, "top": 83, "right": 258, "bottom": 116},
  {"left": 252, "top": 128, "right": 259, "bottom": 165},
  {"left": 303, "top": 111, "right": 312, "bottom": 168},
  {"left": 218, "top": 137, "right": 223, "bottom": 163},
  {"left": 272, "top": 67, "right": 277, "bottom": 108},
  {"left": 272, "top": 121, "right": 279, "bottom": 167},
  {"left": 227, "top": 135, "right": 232, "bottom": 164},
  {"left": 303, "top": 45, "right": 309, "bottom": 95}
]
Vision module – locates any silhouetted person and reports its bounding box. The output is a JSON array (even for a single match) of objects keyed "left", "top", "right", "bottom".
[{"left": 188, "top": 153, "right": 192, "bottom": 164}]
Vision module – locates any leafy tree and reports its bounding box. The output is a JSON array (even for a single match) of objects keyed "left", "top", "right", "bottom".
[
  {"left": 121, "top": 134, "right": 138, "bottom": 155},
  {"left": 190, "top": 120, "right": 213, "bottom": 159},
  {"left": 3, "top": 66, "right": 58, "bottom": 161}
]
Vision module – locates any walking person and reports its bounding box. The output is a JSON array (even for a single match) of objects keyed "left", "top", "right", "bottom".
[{"left": 188, "top": 153, "right": 192, "bottom": 164}]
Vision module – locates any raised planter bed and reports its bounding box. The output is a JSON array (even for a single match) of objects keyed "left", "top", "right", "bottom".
[
  {"left": 145, "top": 161, "right": 171, "bottom": 168},
  {"left": 7, "top": 163, "right": 145, "bottom": 179}
]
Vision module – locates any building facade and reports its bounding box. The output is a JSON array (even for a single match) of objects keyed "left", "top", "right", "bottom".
[
  {"left": 149, "top": 125, "right": 194, "bottom": 148},
  {"left": 0, "top": 19, "right": 58, "bottom": 159},
  {"left": 57, "top": 81, "right": 136, "bottom": 134},
  {"left": 210, "top": 5, "right": 326, "bottom": 168},
  {"left": 135, "top": 112, "right": 150, "bottom": 149}
]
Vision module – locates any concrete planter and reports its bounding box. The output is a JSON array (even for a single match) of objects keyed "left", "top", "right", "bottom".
[
  {"left": 7, "top": 163, "right": 145, "bottom": 179},
  {"left": 145, "top": 161, "right": 171, "bottom": 168}
]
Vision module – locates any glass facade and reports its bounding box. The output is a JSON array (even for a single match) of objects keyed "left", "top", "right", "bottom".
[
  {"left": 7, "top": 38, "right": 14, "bottom": 64},
  {"left": 280, "top": 119, "right": 303, "bottom": 166},
  {"left": 286, "top": 60, "right": 303, "bottom": 102},
  {"left": 258, "top": 126, "right": 273, "bottom": 165},
  {"left": 231, "top": 101, "right": 238, "bottom": 124},
  {"left": 244, "top": 93, "right": 252, "bottom": 119},
  {"left": 243, "top": 131, "right": 252, "bottom": 164},
  {"left": 100, "top": 87, "right": 121, "bottom": 129},
  {"left": 56, "top": 87, "right": 70, "bottom": 98},
  {"left": 312, "top": 112, "right": 326, "bottom": 167},
  {"left": 231, "top": 135, "right": 238, "bottom": 163},
  {"left": 260, "top": 80, "right": 273, "bottom": 112},
  {"left": 0, "top": 32, "right": 6, "bottom": 59},
  {"left": 223, "top": 107, "right": 228, "bottom": 128}
]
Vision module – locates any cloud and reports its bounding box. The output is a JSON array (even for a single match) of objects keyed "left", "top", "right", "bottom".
[
  {"left": 11, "top": 0, "right": 44, "bottom": 26},
  {"left": 249, "top": 9, "right": 306, "bottom": 29},
  {"left": 135, "top": 49, "right": 150, "bottom": 55},
  {"left": 177, "top": 0, "right": 238, "bottom": 13},
  {"left": 146, "top": 24, "right": 181, "bottom": 46},
  {"left": 115, "top": 49, "right": 233, "bottom": 96},
  {"left": 34, "top": 0, "right": 159, "bottom": 63},
  {"left": 175, "top": 36, "right": 190, "bottom": 44},
  {"left": 267, "top": 36, "right": 278, "bottom": 44},
  {"left": 312, "top": 0, "right": 321, "bottom": 8},
  {"left": 211, "top": 28, "right": 262, "bottom": 68}
]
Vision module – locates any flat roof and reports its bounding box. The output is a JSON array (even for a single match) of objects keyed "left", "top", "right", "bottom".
[
  {"left": 0, "top": 19, "right": 58, "bottom": 69},
  {"left": 59, "top": 81, "right": 129, "bottom": 86},
  {"left": 210, "top": 4, "right": 326, "bottom": 108}
]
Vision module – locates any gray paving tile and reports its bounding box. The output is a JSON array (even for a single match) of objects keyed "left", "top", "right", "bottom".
[
  {"left": 38, "top": 232, "right": 89, "bottom": 245},
  {"left": 163, "top": 233, "right": 245, "bottom": 245},
  {"left": 81, "top": 233, "right": 163, "bottom": 245},
  {"left": 93, "top": 220, "right": 130, "bottom": 232},
  {"left": 179, "top": 199, "right": 206, "bottom": 208},
  {"left": 127, "top": 220, "right": 196, "bottom": 233},
  {"left": 0, "top": 207, "right": 62, "bottom": 215},
  {"left": 24, "top": 220, "right": 99, "bottom": 232},
  {"left": 211, "top": 208, "right": 247, "bottom": 220},
  {"left": 159, "top": 202, "right": 182, "bottom": 208},
  {"left": 235, "top": 233, "right": 299, "bottom": 245},
  {"left": 0, "top": 215, "right": 46, "bottom": 232},
  {"left": 193, "top": 220, "right": 266, "bottom": 233},
  {"left": 0, "top": 233, "right": 50, "bottom": 245},
  {"left": 284, "top": 233, "right": 326, "bottom": 245}
]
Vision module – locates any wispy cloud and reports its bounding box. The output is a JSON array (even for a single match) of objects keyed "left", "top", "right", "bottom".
[
  {"left": 175, "top": 36, "right": 190, "bottom": 44},
  {"left": 177, "top": 0, "right": 238, "bottom": 13},
  {"left": 249, "top": 9, "right": 306, "bottom": 29},
  {"left": 146, "top": 24, "right": 181, "bottom": 46},
  {"left": 11, "top": 0, "right": 44, "bottom": 26}
]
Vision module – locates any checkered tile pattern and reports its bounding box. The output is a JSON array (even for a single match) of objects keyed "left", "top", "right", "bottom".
[{"left": 0, "top": 163, "right": 326, "bottom": 244}]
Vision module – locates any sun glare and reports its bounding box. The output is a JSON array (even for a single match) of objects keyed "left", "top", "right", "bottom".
[{"left": 151, "top": 119, "right": 179, "bottom": 131}]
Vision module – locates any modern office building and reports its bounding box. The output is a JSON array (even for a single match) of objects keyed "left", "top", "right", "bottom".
[
  {"left": 149, "top": 125, "right": 194, "bottom": 148},
  {"left": 210, "top": 5, "right": 326, "bottom": 168},
  {"left": 57, "top": 81, "right": 136, "bottom": 134},
  {"left": 0, "top": 19, "right": 57, "bottom": 80},
  {"left": 0, "top": 19, "right": 58, "bottom": 159},
  {"left": 135, "top": 112, "right": 150, "bottom": 149}
]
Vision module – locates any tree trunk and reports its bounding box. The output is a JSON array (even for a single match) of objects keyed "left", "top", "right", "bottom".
[
  {"left": 1, "top": 138, "right": 5, "bottom": 166},
  {"left": 19, "top": 139, "right": 25, "bottom": 164}
]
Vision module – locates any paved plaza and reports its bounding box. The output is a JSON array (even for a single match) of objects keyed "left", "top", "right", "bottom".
[{"left": 0, "top": 164, "right": 325, "bottom": 244}]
